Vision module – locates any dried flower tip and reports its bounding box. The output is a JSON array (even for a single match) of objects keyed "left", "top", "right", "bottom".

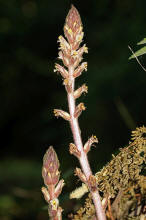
[
  {"left": 84, "top": 135, "right": 98, "bottom": 154},
  {"left": 73, "top": 62, "right": 88, "bottom": 78},
  {"left": 54, "top": 109, "right": 70, "bottom": 121},
  {"left": 70, "top": 183, "right": 88, "bottom": 199},
  {"left": 75, "top": 167, "right": 87, "bottom": 183},
  {"left": 74, "top": 84, "right": 88, "bottom": 99},
  {"left": 42, "top": 146, "right": 60, "bottom": 186},
  {"left": 55, "top": 179, "right": 65, "bottom": 198},
  {"left": 88, "top": 175, "right": 97, "bottom": 192},
  {"left": 69, "top": 143, "right": 81, "bottom": 158},
  {"left": 64, "top": 5, "right": 83, "bottom": 49},
  {"left": 74, "top": 102, "right": 86, "bottom": 118},
  {"left": 41, "top": 187, "right": 50, "bottom": 203},
  {"left": 54, "top": 63, "right": 69, "bottom": 78}
]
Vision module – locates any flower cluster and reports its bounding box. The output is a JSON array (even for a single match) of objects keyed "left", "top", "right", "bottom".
[{"left": 54, "top": 5, "right": 88, "bottom": 119}]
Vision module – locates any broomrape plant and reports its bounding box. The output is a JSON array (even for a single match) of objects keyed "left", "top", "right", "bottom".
[
  {"left": 41, "top": 5, "right": 146, "bottom": 220},
  {"left": 41, "top": 5, "right": 106, "bottom": 220}
]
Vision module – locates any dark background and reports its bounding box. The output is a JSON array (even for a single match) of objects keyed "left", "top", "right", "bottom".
[{"left": 0, "top": 0, "right": 146, "bottom": 219}]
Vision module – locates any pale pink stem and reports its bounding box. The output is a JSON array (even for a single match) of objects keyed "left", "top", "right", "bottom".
[{"left": 67, "top": 66, "right": 106, "bottom": 220}]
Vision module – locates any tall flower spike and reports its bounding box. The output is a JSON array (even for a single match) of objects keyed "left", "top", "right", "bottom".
[{"left": 53, "top": 5, "right": 106, "bottom": 220}]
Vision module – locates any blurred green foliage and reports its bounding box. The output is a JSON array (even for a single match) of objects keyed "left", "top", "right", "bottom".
[
  {"left": 129, "top": 37, "right": 146, "bottom": 59},
  {"left": 0, "top": 0, "right": 146, "bottom": 219}
]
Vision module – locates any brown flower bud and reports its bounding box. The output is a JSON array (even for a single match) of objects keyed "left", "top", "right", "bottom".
[
  {"left": 73, "top": 62, "right": 88, "bottom": 78},
  {"left": 88, "top": 175, "right": 97, "bottom": 192},
  {"left": 54, "top": 63, "right": 69, "bottom": 78},
  {"left": 74, "top": 84, "right": 88, "bottom": 99},
  {"left": 54, "top": 109, "right": 71, "bottom": 121},
  {"left": 84, "top": 135, "right": 98, "bottom": 154},
  {"left": 74, "top": 102, "right": 86, "bottom": 118},
  {"left": 69, "top": 143, "right": 81, "bottom": 158},
  {"left": 42, "top": 146, "right": 60, "bottom": 186},
  {"left": 75, "top": 167, "right": 87, "bottom": 183},
  {"left": 63, "top": 78, "right": 73, "bottom": 93},
  {"left": 72, "top": 45, "right": 88, "bottom": 68}
]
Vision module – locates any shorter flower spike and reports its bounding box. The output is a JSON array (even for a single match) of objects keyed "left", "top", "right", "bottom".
[
  {"left": 74, "top": 84, "right": 88, "bottom": 99},
  {"left": 75, "top": 167, "right": 87, "bottom": 183},
  {"left": 84, "top": 135, "right": 98, "bottom": 154},
  {"left": 73, "top": 62, "right": 88, "bottom": 78},
  {"left": 41, "top": 146, "right": 64, "bottom": 219},
  {"left": 54, "top": 109, "right": 71, "bottom": 121},
  {"left": 54, "top": 63, "right": 69, "bottom": 78},
  {"left": 69, "top": 143, "right": 81, "bottom": 158},
  {"left": 74, "top": 103, "right": 86, "bottom": 118}
]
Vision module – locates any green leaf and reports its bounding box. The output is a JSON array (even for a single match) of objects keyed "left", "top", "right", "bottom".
[
  {"left": 137, "top": 38, "right": 146, "bottom": 45},
  {"left": 129, "top": 46, "right": 146, "bottom": 59}
]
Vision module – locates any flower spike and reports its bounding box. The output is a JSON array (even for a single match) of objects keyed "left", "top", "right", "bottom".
[
  {"left": 41, "top": 146, "right": 64, "bottom": 219},
  {"left": 52, "top": 4, "right": 107, "bottom": 220}
]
